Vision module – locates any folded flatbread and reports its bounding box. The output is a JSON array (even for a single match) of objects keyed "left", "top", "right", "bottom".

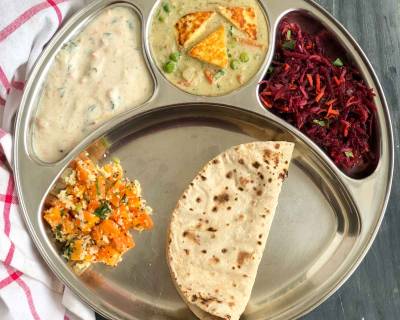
[{"left": 167, "top": 141, "right": 294, "bottom": 320}]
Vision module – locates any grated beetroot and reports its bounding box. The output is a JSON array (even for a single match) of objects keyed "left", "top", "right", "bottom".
[{"left": 259, "top": 20, "right": 377, "bottom": 172}]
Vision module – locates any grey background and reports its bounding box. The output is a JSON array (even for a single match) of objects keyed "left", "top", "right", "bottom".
[
  {"left": 303, "top": 0, "right": 400, "bottom": 319},
  {"left": 97, "top": 0, "right": 400, "bottom": 319}
]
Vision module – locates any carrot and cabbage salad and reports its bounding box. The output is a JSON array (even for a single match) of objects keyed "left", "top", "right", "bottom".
[{"left": 43, "top": 153, "right": 153, "bottom": 273}]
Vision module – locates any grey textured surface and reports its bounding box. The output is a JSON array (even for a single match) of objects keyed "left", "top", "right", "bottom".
[
  {"left": 304, "top": 0, "right": 400, "bottom": 319},
  {"left": 96, "top": 0, "right": 400, "bottom": 319}
]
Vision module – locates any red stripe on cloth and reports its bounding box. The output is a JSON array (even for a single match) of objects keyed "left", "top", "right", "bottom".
[
  {"left": 0, "top": 128, "right": 7, "bottom": 139},
  {"left": 11, "top": 80, "right": 25, "bottom": 91},
  {"left": 0, "top": 270, "right": 22, "bottom": 289},
  {"left": 6, "top": 267, "right": 41, "bottom": 320},
  {"left": 0, "top": 194, "right": 18, "bottom": 204},
  {"left": 64, "top": 313, "right": 70, "bottom": 320},
  {"left": 47, "top": 0, "right": 63, "bottom": 25},
  {"left": 0, "top": 66, "right": 11, "bottom": 91},
  {"left": 0, "top": 0, "right": 68, "bottom": 42},
  {"left": 0, "top": 96, "right": 5, "bottom": 106},
  {"left": 2, "top": 176, "right": 16, "bottom": 266},
  {"left": 3, "top": 176, "right": 15, "bottom": 237},
  {"left": 4, "top": 243, "right": 15, "bottom": 266},
  {"left": 15, "top": 277, "right": 42, "bottom": 320}
]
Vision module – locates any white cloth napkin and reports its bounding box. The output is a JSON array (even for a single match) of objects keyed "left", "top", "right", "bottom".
[{"left": 0, "top": 0, "right": 95, "bottom": 319}]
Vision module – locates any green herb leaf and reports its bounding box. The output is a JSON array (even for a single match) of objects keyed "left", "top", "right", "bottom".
[
  {"left": 121, "top": 194, "right": 128, "bottom": 205},
  {"left": 94, "top": 201, "right": 111, "bottom": 220},
  {"left": 162, "top": 2, "right": 170, "bottom": 13},
  {"left": 333, "top": 58, "right": 344, "bottom": 67},
  {"left": 55, "top": 224, "right": 63, "bottom": 240},
  {"left": 313, "top": 119, "right": 327, "bottom": 127},
  {"left": 63, "top": 242, "right": 74, "bottom": 260},
  {"left": 344, "top": 150, "right": 354, "bottom": 158},
  {"left": 286, "top": 29, "right": 292, "bottom": 40},
  {"left": 282, "top": 39, "right": 296, "bottom": 50},
  {"left": 127, "top": 20, "right": 134, "bottom": 29},
  {"left": 214, "top": 69, "right": 226, "bottom": 80},
  {"left": 228, "top": 25, "right": 234, "bottom": 37},
  {"left": 267, "top": 66, "right": 274, "bottom": 74}
]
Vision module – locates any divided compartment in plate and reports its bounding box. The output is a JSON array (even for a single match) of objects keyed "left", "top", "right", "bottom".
[
  {"left": 258, "top": 7, "right": 381, "bottom": 179},
  {"left": 37, "top": 104, "right": 360, "bottom": 320},
  {"left": 147, "top": 0, "right": 272, "bottom": 97},
  {"left": 25, "top": 0, "right": 156, "bottom": 164}
]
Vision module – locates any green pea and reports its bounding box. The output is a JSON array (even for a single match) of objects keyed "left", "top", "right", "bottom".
[
  {"left": 163, "top": 61, "right": 176, "bottom": 73},
  {"left": 230, "top": 59, "right": 240, "bottom": 70},
  {"left": 169, "top": 52, "right": 181, "bottom": 62},
  {"left": 239, "top": 52, "right": 250, "bottom": 63}
]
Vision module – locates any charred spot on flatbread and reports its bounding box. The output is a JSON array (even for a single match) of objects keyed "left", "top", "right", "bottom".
[
  {"left": 218, "top": 6, "right": 258, "bottom": 40},
  {"left": 175, "top": 11, "right": 216, "bottom": 47},
  {"left": 188, "top": 26, "right": 228, "bottom": 68}
]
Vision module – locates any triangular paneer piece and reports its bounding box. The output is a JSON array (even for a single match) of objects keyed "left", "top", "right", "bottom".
[
  {"left": 167, "top": 141, "right": 295, "bottom": 320},
  {"left": 175, "top": 11, "right": 216, "bottom": 47},
  {"left": 188, "top": 25, "right": 228, "bottom": 68},
  {"left": 218, "top": 6, "right": 258, "bottom": 40}
]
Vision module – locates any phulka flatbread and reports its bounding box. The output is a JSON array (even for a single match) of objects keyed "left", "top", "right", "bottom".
[
  {"left": 167, "top": 141, "right": 294, "bottom": 320},
  {"left": 175, "top": 11, "right": 216, "bottom": 47},
  {"left": 218, "top": 6, "right": 258, "bottom": 40},
  {"left": 188, "top": 25, "right": 228, "bottom": 68}
]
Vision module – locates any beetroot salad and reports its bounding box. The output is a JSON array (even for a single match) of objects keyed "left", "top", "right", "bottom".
[{"left": 259, "top": 20, "right": 377, "bottom": 173}]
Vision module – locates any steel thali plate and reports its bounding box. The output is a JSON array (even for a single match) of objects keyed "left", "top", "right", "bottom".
[{"left": 13, "top": 0, "right": 394, "bottom": 319}]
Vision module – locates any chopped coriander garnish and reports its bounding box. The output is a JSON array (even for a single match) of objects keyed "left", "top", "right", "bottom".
[
  {"left": 286, "top": 29, "right": 292, "bottom": 40},
  {"left": 94, "top": 201, "right": 111, "bottom": 220},
  {"left": 63, "top": 242, "right": 74, "bottom": 260},
  {"left": 333, "top": 58, "right": 344, "bottom": 67},
  {"left": 127, "top": 20, "right": 134, "bottom": 29},
  {"left": 344, "top": 150, "right": 354, "bottom": 158},
  {"left": 214, "top": 69, "right": 226, "bottom": 80},
  {"left": 103, "top": 32, "right": 112, "bottom": 37},
  {"left": 55, "top": 224, "right": 63, "bottom": 240},
  {"left": 121, "top": 194, "right": 128, "bottom": 205},
  {"left": 158, "top": 15, "right": 165, "bottom": 22},
  {"left": 313, "top": 119, "right": 327, "bottom": 127},
  {"left": 267, "top": 66, "right": 274, "bottom": 74},
  {"left": 162, "top": 2, "right": 170, "bottom": 13},
  {"left": 228, "top": 25, "right": 234, "bottom": 37},
  {"left": 282, "top": 39, "right": 296, "bottom": 50}
]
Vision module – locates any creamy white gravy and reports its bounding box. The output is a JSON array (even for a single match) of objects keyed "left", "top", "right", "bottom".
[{"left": 33, "top": 7, "right": 153, "bottom": 163}]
